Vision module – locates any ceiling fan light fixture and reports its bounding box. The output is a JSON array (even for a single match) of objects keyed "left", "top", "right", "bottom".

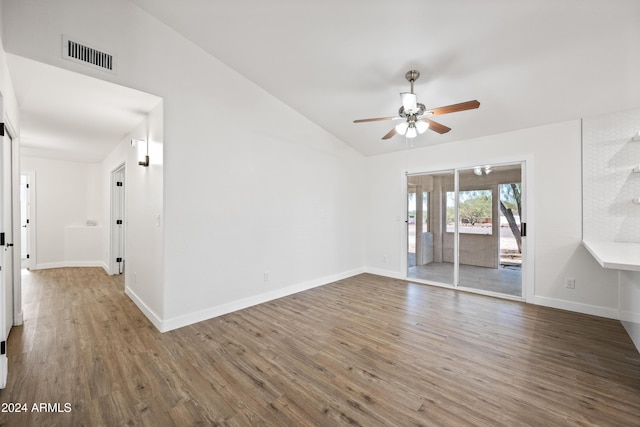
[
  {"left": 395, "top": 121, "right": 409, "bottom": 135},
  {"left": 415, "top": 120, "right": 429, "bottom": 134},
  {"left": 400, "top": 92, "right": 418, "bottom": 113},
  {"left": 353, "top": 70, "right": 480, "bottom": 140}
]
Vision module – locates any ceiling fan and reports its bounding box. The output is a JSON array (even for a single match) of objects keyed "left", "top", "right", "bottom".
[{"left": 354, "top": 70, "right": 480, "bottom": 140}]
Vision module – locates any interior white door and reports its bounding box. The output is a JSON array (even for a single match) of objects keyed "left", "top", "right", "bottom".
[
  {"left": 111, "top": 165, "right": 125, "bottom": 274},
  {"left": 20, "top": 174, "right": 30, "bottom": 267},
  {"left": 0, "top": 124, "right": 15, "bottom": 388}
]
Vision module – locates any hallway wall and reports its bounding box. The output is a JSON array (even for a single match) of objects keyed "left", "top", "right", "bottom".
[
  {"left": 20, "top": 156, "right": 104, "bottom": 269},
  {"left": 2, "top": 0, "right": 366, "bottom": 330}
]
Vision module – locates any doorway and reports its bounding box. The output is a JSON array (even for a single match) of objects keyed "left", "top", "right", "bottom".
[
  {"left": 19, "top": 173, "right": 34, "bottom": 269},
  {"left": 1, "top": 125, "right": 15, "bottom": 339},
  {"left": 111, "top": 164, "right": 125, "bottom": 275},
  {"left": 0, "top": 120, "right": 21, "bottom": 388},
  {"left": 407, "top": 163, "right": 525, "bottom": 299}
]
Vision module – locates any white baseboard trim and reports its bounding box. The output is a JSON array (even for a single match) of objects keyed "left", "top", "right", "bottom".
[
  {"left": 363, "top": 267, "right": 405, "bottom": 280},
  {"left": 13, "top": 310, "right": 23, "bottom": 326},
  {"left": 531, "top": 295, "right": 619, "bottom": 320},
  {"left": 363, "top": 269, "right": 621, "bottom": 321},
  {"left": 32, "top": 261, "right": 107, "bottom": 270},
  {"left": 621, "top": 319, "right": 640, "bottom": 353},
  {"left": 101, "top": 263, "right": 112, "bottom": 275},
  {"left": 620, "top": 309, "right": 640, "bottom": 324},
  {"left": 159, "top": 267, "right": 365, "bottom": 333},
  {"left": 125, "top": 286, "right": 164, "bottom": 331}
]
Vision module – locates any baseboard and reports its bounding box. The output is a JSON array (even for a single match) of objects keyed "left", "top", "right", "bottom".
[
  {"left": 621, "top": 319, "right": 640, "bottom": 353},
  {"left": 363, "top": 267, "right": 405, "bottom": 280},
  {"left": 125, "top": 286, "right": 164, "bottom": 331},
  {"left": 621, "top": 309, "right": 640, "bottom": 353},
  {"left": 364, "top": 269, "right": 620, "bottom": 320},
  {"left": 620, "top": 309, "right": 640, "bottom": 324},
  {"left": 531, "top": 295, "right": 619, "bottom": 320},
  {"left": 100, "top": 262, "right": 111, "bottom": 275},
  {"left": 32, "top": 261, "right": 106, "bottom": 270},
  {"left": 160, "top": 267, "right": 365, "bottom": 333},
  {"left": 13, "top": 310, "right": 23, "bottom": 326}
]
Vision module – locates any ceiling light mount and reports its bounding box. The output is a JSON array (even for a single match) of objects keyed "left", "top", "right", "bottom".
[
  {"left": 353, "top": 70, "right": 480, "bottom": 140},
  {"left": 405, "top": 70, "right": 420, "bottom": 92}
]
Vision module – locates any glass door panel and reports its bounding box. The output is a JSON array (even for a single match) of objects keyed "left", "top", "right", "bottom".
[
  {"left": 407, "top": 170, "right": 454, "bottom": 285},
  {"left": 457, "top": 164, "right": 522, "bottom": 297}
]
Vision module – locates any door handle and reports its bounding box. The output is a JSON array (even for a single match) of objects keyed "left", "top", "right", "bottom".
[{"left": 6, "top": 243, "right": 13, "bottom": 247}]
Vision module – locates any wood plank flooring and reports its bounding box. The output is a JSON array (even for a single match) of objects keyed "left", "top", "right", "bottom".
[{"left": 0, "top": 267, "right": 639, "bottom": 426}]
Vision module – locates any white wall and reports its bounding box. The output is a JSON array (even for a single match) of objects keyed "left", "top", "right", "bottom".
[
  {"left": 5, "top": 0, "right": 628, "bottom": 335},
  {"left": 365, "top": 120, "right": 620, "bottom": 318},
  {"left": 0, "top": 2, "right": 21, "bottom": 387},
  {"left": 99, "top": 103, "right": 164, "bottom": 322},
  {"left": 620, "top": 271, "right": 640, "bottom": 351},
  {"left": 581, "top": 107, "right": 640, "bottom": 352},
  {"left": 2, "top": 0, "right": 366, "bottom": 331},
  {"left": 583, "top": 108, "right": 640, "bottom": 242},
  {"left": 20, "top": 156, "right": 104, "bottom": 269}
]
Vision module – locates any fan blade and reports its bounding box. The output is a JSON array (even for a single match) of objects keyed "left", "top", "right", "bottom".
[
  {"left": 422, "top": 118, "right": 451, "bottom": 134},
  {"left": 382, "top": 128, "right": 397, "bottom": 140},
  {"left": 353, "top": 116, "right": 401, "bottom": 123},
  {"left": 427, "top": 100, "right": 480, "bottom": 116}
]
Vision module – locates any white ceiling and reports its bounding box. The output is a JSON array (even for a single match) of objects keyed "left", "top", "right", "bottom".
[
  {"left": 7, "top": 54, "right": 161, "bottom": 163},
  {"left": 129, "top": 0, "right": 640, "bottom": 156},
  {"left": 8, "top": 0, "right": 640, "bottom": 160}
]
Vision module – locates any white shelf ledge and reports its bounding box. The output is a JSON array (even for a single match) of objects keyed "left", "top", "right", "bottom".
[{"left": 583, "top": 240, "right": 640, "bottom": 271}]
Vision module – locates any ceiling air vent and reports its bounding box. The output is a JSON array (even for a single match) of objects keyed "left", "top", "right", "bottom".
[{"left": 62, "top": 35, "right": 116, "bottom": 74}]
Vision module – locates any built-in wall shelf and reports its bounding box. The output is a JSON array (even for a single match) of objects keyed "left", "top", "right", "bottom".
[{"left": 583, "top": 240, "right": 640, "bottom": 272}]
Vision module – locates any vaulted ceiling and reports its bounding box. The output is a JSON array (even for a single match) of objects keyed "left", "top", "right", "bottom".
[
  {"left": 7, "top": 0, "right": 640, "bottom": 160},
  {"left": 130, "top": 0, "right": 640, "bottom": 156}
]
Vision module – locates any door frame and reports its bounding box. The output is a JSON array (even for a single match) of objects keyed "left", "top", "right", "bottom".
[
  {"left": 20, "top": 171, "right": 36, "bottom": 270},
  {"left": 402, "top": 156, "right": 535, "bottom": 303},
  {"left": 0, "top": 117, "right": 22, "bottom": 389},
  {"left": 110, "top": 163, "right": 126, "bottom": 275},
  {"left": 1, "top": 120, "right": 22, "bottom": 326}
]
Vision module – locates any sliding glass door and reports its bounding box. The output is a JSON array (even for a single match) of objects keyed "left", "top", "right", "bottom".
[
  {"left": 407, "top": 170, "right": 454, "bottom": 286},
  {"left": 407, "top": 163, "right": 523, "bottom": 298}
]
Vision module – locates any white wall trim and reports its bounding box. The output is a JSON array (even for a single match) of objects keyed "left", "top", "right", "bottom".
[
  {"left": 532, "top": 295, "right": 619, "bottom": 320},
  {"left": 620, "top": 309, "right": 640, "bottom": 324},
  {"left": 364, "top": 267, "right": 405, "bottom": 280},
  {"left": 21, "top": 170, "right": 37, "bottom": 271},
  {"left": 363, "top": 269, "right": 620, "bottom": 320},
  {"left": 125, "top": 285, "right": 164, "bottom": 331},
  {"left": 158, "top": 267, "right": 365, "bottom": 333},
  {"left": 32, "top": 261, "right": 109, "bottom": 271},
  {"left": 621, "top": 321, "right": 640, "bottom": 353}
]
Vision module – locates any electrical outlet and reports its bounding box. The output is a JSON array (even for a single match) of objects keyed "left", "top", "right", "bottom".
[
  {"left": 264, "top": 271, "right": 269, "bottom": 282},
  {"left": 383, "top": 255, "right": 387, "bottom": 262},
  {"left": 565, "top": 278, "right": 575, "bottom": 289}
]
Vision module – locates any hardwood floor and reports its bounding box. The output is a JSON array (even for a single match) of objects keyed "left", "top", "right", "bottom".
[{"left": 1, "top": 268, "right": 639, "bottom": 426}]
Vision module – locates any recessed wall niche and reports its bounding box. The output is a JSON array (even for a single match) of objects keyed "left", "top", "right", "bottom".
[{"left": 582, "top": 107, "right": 640, "bottom": 242}]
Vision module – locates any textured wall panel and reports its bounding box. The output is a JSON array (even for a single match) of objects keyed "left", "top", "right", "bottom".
[{"left": 583, "top": 108, "right": 640, "bottom": 242}]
